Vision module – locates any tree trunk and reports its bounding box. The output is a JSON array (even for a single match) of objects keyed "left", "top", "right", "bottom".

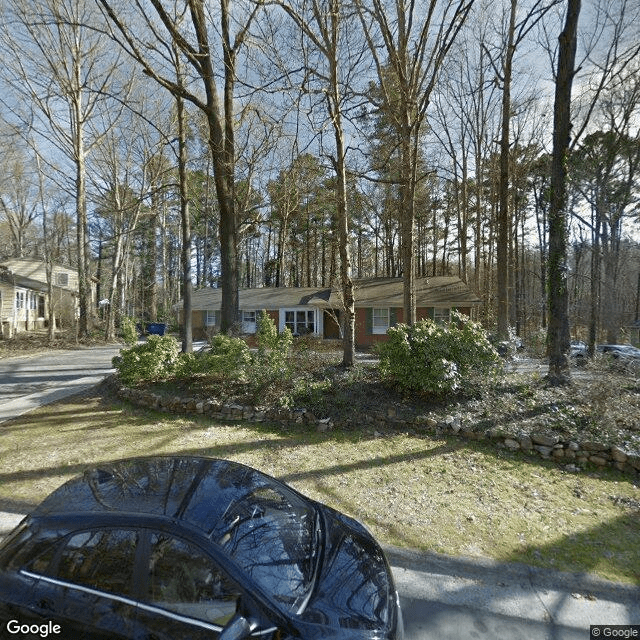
[
  {"left": 496, "top": 0, "right": 517, "bottom": 341},
  {"left": 547, "top": 0, "right": 581, "bottom": 385},
  {"left": 588, "top": 215, "right": 600, "bottom": 355},
  {"left": 176, "top": 65, "right": 193, "bottom": 353},
  {"left": 401, "top": 131, "right": 417, "bottom": 325}
]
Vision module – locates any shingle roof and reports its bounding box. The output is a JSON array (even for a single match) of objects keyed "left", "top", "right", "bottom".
[{"left": 182, "top": 276, "right": 481, "bottom": 310}]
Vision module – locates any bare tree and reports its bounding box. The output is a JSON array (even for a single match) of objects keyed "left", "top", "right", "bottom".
[
  {"left": 546, "top": 0, "right": 580, "bottom": 384},
  {"left": 270, "top": 0, "right": 368, "bottom": 366},
  {"left": 0, "top": 146, "right": 41, "bottom": 258},
  {"left": 174, "top": 50, "right": 193, "bottom": 353},
  {"left": 541, "top": 0, "right": 639, "bottom": 364},
  {"left": 97, "top": 0, "right": 265, "bottom": 333},
  {"left": 90, "top": 98, "right": 171, "bottom": 341},
  {"left": 1, "top": 0, "right": 128, "bottom": 338},
  {"left": 355, "top": 0, "right": 474, "bottom": 325},
  {"left": 481, "top": 0, "right": 560, "bottom": 340}
]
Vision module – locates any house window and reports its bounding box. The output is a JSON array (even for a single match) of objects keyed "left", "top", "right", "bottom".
[
  {"left": 15, "top": 291, "right": 25, "bottom": 310},
  {"left": 433, "top": 308, "right": 450, "bottom": 324},
  {"left": 241, "top": 310, "right": 257, "bottom": 333},
  {"left": 205, "top": 310, "right": 217, "bottom": 326},
  {"left": 372, "top": 308, "right": 390, "bottom": 334},
  {"left": 30, "top": 292, "right": 37, "bottom": 310},
  {"left": 56, "top": 272, "right": 69, "bottom": 287},
  {"left": 38, "top": 296, "right": 45, "bottom": 318},
  {"left": 284, "top": 309, "right": 315, "bottom": 336}
]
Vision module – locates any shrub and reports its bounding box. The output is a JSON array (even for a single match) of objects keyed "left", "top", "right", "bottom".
[
  {"left": 120, "top": 316, "right": 138, "bottom": 346},
  {"left": 113, "top": 335, "right": 180, "bottom": 385},
  {"left": 176, "top": 334, "right": 251, "bottom": 381},
  {"left": 252, "top": 311, "right": 293, "bottom": 387},
  {"left": 377, "top": 312, "right": 501, "bottom": 396}
]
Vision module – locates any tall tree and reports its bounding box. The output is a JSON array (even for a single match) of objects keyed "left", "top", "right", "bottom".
[
  {"left": 1, "top": 0, "right": 126, "bottom": 337},
  {"left": 547, "top": 0, "right": 580, "bottom": 385},
  {"left": 0, "top": 147, "right": 39, "bottom": 258},
  {"left": 572, "top": 128, "right": 640, "bottom": 343},
  {"left": 273, "top": 0, "right": 366, "bottom": 366},
  {"left": 97, "top": 0, "right": 264, "bottom": 333},
  {"left": 90, "top": 96, "right": 170, "bottom": 342},
  {"left": 356, "top": 0, "right": 474, "bottom": 325},
  {"left": 482, "top": 0, "right": 559, "bottom": 339}
]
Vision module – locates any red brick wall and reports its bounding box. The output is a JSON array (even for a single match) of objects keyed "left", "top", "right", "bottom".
[{"left": 354, "top": 306, "right": 473, "bottom": 348}]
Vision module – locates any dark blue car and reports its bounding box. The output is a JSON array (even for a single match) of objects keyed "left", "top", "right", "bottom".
[{"left": 0, "top": 457, "right": 403, "bottom": 640}]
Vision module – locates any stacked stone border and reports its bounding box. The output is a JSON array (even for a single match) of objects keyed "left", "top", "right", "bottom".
[{"left": 107, "top": 376, "right": 640, "bottom": 479}]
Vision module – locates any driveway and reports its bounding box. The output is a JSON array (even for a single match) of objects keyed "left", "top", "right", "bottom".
[{"left": 0, "top": 345, "right": 122, "bottom": 424}]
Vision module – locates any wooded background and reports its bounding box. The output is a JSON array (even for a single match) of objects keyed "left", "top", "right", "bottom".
[{"left": 0, "top": 0, "right": 638, "bottom": 362}]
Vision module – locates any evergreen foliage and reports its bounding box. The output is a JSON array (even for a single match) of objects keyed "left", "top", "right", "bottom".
[
  {"left": 377, "top": 312, "right": 501, "bottom": 396},
  {"left": 112, "top": 335, "right": 180, "bottom": 385},
  {"left": 119, "top": 317, "right": 139, "bottom": 346}
]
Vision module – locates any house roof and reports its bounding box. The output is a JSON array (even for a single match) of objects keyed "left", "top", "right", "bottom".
[
  {"left": 0, "top": 258, "right": 79, "bottom": 293},
  {"left": 0, "top": 271, "right": 48, "bottom": 293},
  {"left": 182, "top": 276, "right": 481, "bottom": 311},
  {"left": 354, "top": 277, "right": 482, "bottom": 306}
]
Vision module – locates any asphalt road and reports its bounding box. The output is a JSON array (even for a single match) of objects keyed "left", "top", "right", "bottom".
[
  {"left": 0, "top": 345, "right": 122, "bottom": 423},
  {"left": 388, "top": 547, "right": 639, "bottom": 640}
]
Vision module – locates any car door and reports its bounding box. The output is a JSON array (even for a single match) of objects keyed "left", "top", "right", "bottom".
[
  {"left": 29, "top": 528, "right": 140, "bottom": 639},
  {"left": 0, "top": 525, "right": 62, "bottom": 630},
  {"left": 132, "top": 532, "right": 244, "bottom": 640}
]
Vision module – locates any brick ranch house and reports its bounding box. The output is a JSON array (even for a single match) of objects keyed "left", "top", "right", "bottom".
[{"left": 176, "top": 276, "right": 482, "bottom": 348}]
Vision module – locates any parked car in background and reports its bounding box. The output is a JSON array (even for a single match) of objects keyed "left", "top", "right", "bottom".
[
  {"left": 598, "top": 344, "right": 640, "bottom": 357},
  {"left": 0, "top": 457, "right": 403, "bottom": 640}
]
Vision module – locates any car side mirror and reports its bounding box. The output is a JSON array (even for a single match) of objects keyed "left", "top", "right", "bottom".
[{"left": 219, "top": 614, "right": 252, "bottom": 640}]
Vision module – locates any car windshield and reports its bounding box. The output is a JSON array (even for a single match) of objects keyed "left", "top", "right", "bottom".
[{"left": 210, "top": 484, "right": 318, "bottom": 614}]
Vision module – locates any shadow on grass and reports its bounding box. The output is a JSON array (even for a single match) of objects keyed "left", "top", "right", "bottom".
[
  {"left": 0, "top": 496, "right": 39, "bottom": 515},
  {"left": 2, "top": 388, "right": 639, "bottom": 586},
  {"left": 505, "top": 512, "right": 640, "bottom": 585}
]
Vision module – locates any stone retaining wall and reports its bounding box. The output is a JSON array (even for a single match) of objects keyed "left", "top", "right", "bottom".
[{"left": 109, "top": 377, "right": 640, "bottom": 479}]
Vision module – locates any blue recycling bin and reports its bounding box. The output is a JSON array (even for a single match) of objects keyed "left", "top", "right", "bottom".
[{"left": 146, "top": 322, "right": 166, "bottom": 336}]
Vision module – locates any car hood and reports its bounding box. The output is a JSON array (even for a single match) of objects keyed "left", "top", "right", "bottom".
[{"left": 293, "top": 506, "right": 400, "bottom": 640}]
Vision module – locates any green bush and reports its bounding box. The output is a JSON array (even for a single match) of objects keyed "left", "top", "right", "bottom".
[
  {"left": 112, "top": 335, "right": 180, "bottom": 385},
  {"left": 252, "top": 311, "right": 293, "bottom": 387},
  {"left": 120, "top": 316, "right": 138, "bottom": 346},
  {"left": 377, "top": 312, "right": 501, "bottom": 396},
  {"left": 176, "top": 334, "right": 251, "bottom": 381}
]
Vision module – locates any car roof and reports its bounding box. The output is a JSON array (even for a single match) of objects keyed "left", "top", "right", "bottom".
[{"left": 31, "top": 456, "right": 312, "bottom": 537}]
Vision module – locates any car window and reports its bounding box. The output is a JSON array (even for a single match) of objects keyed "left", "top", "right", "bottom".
[
  {"left": 3, "top": 527, "right": 59, "bottom": 574},
  {"left": 145, "top": 533, "right": 241, "bottom": 626},
  {"left": 25, "top": 536, "right": 59, "bottom": 575},
  {"left": 55, "top": 529, "right": 138, "bottom": 597},
  {"left": 214, "top": 485, "right": 316, "bottom": 612}
]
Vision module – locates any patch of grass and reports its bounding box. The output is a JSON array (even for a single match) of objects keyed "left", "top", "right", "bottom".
[{"left": 0, "top": 386, "right": 638, "bottom": 584}]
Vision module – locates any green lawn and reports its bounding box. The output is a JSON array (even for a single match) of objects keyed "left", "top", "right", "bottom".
[{"left": 0, "top": 386, "right": 638, "bottom": 584}]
